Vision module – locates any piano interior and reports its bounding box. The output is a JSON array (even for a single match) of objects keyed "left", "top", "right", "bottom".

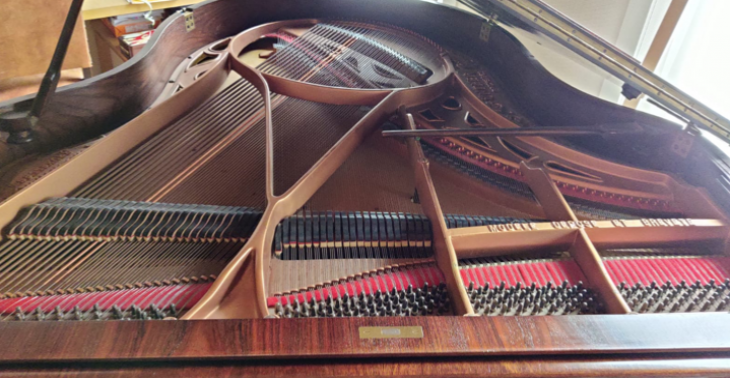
[{"left": 1, "top": 11, "right": 729, "bottom": 328}]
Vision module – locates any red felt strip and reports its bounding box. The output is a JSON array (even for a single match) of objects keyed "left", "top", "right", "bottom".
[
  {"left": 460, "top": 261, "right": 586, "bottom": 289},
  {"left": 605, "top": 258, "right": 730, "bottom": 286},
  {"left": 267, "top": 265, "right": 446, "bottom": 308}
]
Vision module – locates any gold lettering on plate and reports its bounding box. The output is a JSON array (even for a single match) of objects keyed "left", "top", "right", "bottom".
[
  {"left": 550, "top": 220, "right": 597, "bottom": 230},
  {"left": 487, "top": 222, "right": 538, "bottom": 232},
  {"left": 640, "top": 218, "right": 692, "bottom": 227},
  {"left": 359, "top": 326, "right": 424, "bottom": 339},
  {"left": 483, "top": 218, "right": 695, "bottom": 233}
]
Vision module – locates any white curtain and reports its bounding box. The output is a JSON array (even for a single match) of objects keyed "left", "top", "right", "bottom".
[{"left": 638, "top": 0, "right": 730, "bottom": 123}]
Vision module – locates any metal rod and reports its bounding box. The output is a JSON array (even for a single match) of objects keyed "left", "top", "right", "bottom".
[
  {"left": 382, "top": 123, "right": 643, "bottom": 138},
  {"left": 29, "top": 0, "right": 85, "bottom": 120}
]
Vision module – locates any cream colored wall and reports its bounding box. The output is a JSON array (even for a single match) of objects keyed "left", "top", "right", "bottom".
[
  {"left": 449, "top": 0, "right": 670, "bottom": 103},
  {"left": 538, "top": 0, "right": 670, "bottom": 102}
]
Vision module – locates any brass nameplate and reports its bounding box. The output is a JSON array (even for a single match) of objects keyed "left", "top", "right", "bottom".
[{"left": 359, "top": 326, "right": 423, "bottom": 339}]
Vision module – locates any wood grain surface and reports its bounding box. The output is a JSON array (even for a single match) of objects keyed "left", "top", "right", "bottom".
[
  {"left": 2, "top": 355, "right": 730, "bottom": 378},
  {"left": 0, "top": 314, "right": 729, "bottom": 362}
]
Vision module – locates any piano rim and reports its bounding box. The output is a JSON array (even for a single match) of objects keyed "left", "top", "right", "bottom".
[{"left": 1, "top": 313, "right": 729, "bottom": 363}]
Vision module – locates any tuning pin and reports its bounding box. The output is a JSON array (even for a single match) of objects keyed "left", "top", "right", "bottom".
[
  {"left": 14, "top": 307, "right": 26, "bottom": 321},
  {"left": 33, "top": 307, "right": 46, "bottom": 321},
  {"left": 93, "top": 304, "right": 103, "bottom": 320},
  {"left": 55, "top": 306, "right": 65, "bottom": 321},
  {"left": 73, "top": 306, "right": 83, "bottom": 321},
  {"left": 111, "top": 305, "right": 124, "bottom": 320},
  {"left": 167, "top": 303, "right": 179, "bottom": 318},
  {"left": 151, "top": 304, "right": 165, "bottom": 319}
]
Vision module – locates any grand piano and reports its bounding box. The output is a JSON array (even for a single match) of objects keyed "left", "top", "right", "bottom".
[{"left": 0, "top": 0, "right": 729, "bottom": 376}]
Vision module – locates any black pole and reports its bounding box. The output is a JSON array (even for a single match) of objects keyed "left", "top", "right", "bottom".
[
  {"left": 30, "top": 0, "right": 85, "bottom": 120},
  {"left": 0, "top": 0, "right": 84, "bottom": 144}
]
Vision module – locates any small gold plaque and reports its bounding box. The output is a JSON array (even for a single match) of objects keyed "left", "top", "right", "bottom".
[{"left": 359, "top": 326, "right": 424, "bottom": 339}]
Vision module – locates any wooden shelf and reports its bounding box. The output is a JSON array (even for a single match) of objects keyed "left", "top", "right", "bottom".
[
  {"left": 82, "top": 0, "right": 206, "bottom": 20},
  {"left": 86, "top": 19, "right": 127, "bottom": 75}
]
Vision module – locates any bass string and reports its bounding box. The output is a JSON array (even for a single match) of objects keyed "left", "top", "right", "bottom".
[
  {"left": 159, "top": 120, "right": 268, "bottom": 208},
  {"left": 80, "top": 83, "right": 263, "bottom": 199},
  {"left": 0, "top": 240, "right": 95, "bottom": 294},
  {"left": 0, "top": 239, "right": 243, "bottom": 304},
  {"left": 75, "top": 79, "right": 255, "bottom": 198},
  {"left": 142, "top": 94, "right": 281, "bottom": 203},
  {"left": 271, "top": 98, "right": 364, "bottom": 195}
]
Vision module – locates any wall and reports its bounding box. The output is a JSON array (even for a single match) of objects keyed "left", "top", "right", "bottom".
[{"left": 0, "top": 0, "right": 91, "bottom": 80}]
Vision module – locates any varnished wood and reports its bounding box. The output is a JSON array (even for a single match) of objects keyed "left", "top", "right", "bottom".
[
  {"left": 1, "top": 315, "right": 730, "bottom": 362},
  {"left": 0, "top": 4, "right": 223, "bottom": 166},
  {"left": 2, "top": 355, "right": 730, "bottom": 377}
]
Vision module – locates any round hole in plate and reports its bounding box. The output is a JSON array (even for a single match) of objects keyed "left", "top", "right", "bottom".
[
  {"left": 441, "top": 97, "right": 461, "bottom": 111},
  {"left": 194, "top": 70, "right": 208, "bottom": 80},
  {"left": 465, "top": 112, "right": 481, "bottom": 127},
  {"left": 210, "top": 39, "right": 231, "bottom": 52}
]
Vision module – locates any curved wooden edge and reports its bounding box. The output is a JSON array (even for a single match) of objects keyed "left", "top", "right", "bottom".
[
  {"left": 0, "top": 10, "right": 186, "bottom": 110},
  {"left": 1, "top": 314, "right": 729, "bottom": 362}
]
